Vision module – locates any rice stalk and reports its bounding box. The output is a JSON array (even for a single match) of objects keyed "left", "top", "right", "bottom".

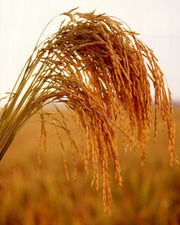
[{"left": 0, "top": 8, "right": 178, "bottom": 215}]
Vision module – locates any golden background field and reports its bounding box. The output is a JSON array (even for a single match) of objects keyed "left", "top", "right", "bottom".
[{"left": 0, "top": 107, "right": 180, "bottom": 225}]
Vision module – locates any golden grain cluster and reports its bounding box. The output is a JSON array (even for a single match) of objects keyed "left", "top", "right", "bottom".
[{"left": 0, "top": 8, "right": 178, "bottom": 215}]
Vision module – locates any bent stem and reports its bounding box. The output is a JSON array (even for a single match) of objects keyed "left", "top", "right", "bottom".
[{"left": 0, "top": 8, "right": 178, "bottom": 216}]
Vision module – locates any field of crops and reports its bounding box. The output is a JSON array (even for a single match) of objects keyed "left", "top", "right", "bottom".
[{"left": 0, "top": 107, "right": 180, "bottom": 225}]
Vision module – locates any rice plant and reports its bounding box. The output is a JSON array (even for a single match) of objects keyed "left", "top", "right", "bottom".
[{"left": 0, "top": 8, "right": 178, "bottom": 215}]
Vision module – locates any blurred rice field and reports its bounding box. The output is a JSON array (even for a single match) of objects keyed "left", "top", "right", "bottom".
[{"left": 0, "top": 107, "right": 180, "bottom": 225}]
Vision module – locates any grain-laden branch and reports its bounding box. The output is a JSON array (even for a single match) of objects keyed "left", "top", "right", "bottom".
[{"left": 0, "top": 8, "right": 178, "bottom": 215}]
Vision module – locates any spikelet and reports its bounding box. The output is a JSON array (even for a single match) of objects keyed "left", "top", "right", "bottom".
[{"left": 0, "top": 8, "right": 177, "bottom": 215}]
